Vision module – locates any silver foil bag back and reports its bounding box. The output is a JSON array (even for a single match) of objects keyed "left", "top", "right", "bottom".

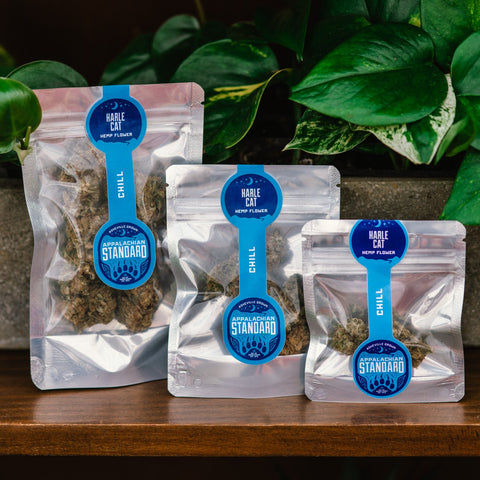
[
  {"left": 166, "top": 164, "right": 340, "bottom": 398},
  {"left": 302, "top": 219, "right": 466, "bottom": 403},
  {"left": 24, "top": 83, "right": 204, "bottom": 389}
]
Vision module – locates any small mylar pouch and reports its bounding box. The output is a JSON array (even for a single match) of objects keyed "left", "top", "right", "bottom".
[
  {"left": 23, "top": 83, "right": 204, "bottom": 389},
  {"left": 302, "top": 219, "right": 466, "bottom": 403},
  {"left": 166, "top": 164, "right": 340, "bottom": 398}
]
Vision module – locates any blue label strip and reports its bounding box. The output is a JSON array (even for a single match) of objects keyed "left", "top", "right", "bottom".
[
  {"left": 350, "top": 220, "right": 412, "bottom": 398},
  {"left": 221, "top": 165, "right": 285, "bottom": 364},
  {"left": 86, "top": 85, "right": 155, "bottom": 290}
]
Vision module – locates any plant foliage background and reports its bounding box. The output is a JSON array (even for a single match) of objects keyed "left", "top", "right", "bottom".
[{"left": 1, "top": 0, "right": 480, "bottom": 223}]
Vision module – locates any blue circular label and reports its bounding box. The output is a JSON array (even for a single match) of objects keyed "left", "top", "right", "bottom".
[
  {"left": 94, "top": 221, "right": 154, "bottom": 289},
  {"left": 353, "top": 339, "right": 411, "bottom": 398},
  {"left": 87, "top": 98, "right": 144, "bottom": 147},
  {"left": 350, "top": 220, "right": 408, "bottom": 264},
  {"left": 224, "top": 297, "right": 284, "bottom": 364},
  {"left": 222, "top": 173, "right": 280, "bottom": 222}
]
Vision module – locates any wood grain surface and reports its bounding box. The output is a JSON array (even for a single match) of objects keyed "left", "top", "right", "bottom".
[{"left": 1, "top": 349, "right": 480, "bottom": 457}]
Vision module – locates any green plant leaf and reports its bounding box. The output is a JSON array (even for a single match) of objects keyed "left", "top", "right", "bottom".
[
  {"left": 441, "top": 149, "right": 480, "bottom": 223},
  {"left": 101, "top": 34, "right": 157, "bottom": 85},
  {"left": 437, "top": 95, "right": 480, "bottom": 159},
  {"left": 203, "top": 142, "right": 241, "bottom": 163},
  {"left": 461, "top": 96, "right": 480, "bottom": 150},
  {"left": 254, "top": 0, "right": 311, "bottom": 57},
  {"left": 152, "top": 15, "right": 201, "bottom": 82},
  {"left": 421, "top": 0, "right": 480, "bottom": 70},
  {"left": 467, "top": 97, "right": 480, "bottom": 150},
  {"left": 302, "top": 15, "right": 370, "bottom": 74},
  {"left": 320, "top": 0, "right": 420, "bottom": 24},
  {"left": 355, "top": 75, "right": 456, "bottom": 164},
  {"left": 290, "top": 23, "right": 448, "bottom": 126},
  {"left": 228, "top": 22, "right": 268, "bottom": 44},
  {"left": 0, "top": 138, "right": 15, "bottom": 155},
  {"left": 8, "top": 60, "right": 88, "bottom": 89},
  {"left": 0, "top": 150, "right": 19, "bottom": 165},
  {"left": 205, "top": 69, "right": 286, "bottom": 150},
  {"left": 452, "top": 31, "right": 480, "bottom": 96},
  {"left": 284, "top": 109, "right": 369, "bottom": 154},
  {"left": 0, "top": 77, "right": 41, "bottom": 153},
  {"left": 172, "top": 39, "right": 280, "bottom": 159},
  {"left": 0, "top": 44, "right": 15, "bottom": 76},
  {"left": 172, "top": 39, "right": 279, "bottom": 89},
  {"left": 364, "top": 0, "right": 420, "bottom": 23},
  {"left": 436, "top": 114, "right": 474, "bottom": 160}
]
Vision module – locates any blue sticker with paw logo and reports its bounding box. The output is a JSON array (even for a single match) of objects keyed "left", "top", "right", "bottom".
[
  {"left": 350, "top": 220, "right": 412, "bottom": 398},
  {"left": 221, "top": 165, "right": 285, "bottom": 364},
  {"left": 86, "top": 85, "right": 155, "bottom": 290},
  {"left": 94, "top": 222, "right": 153, "bottom": 287}
]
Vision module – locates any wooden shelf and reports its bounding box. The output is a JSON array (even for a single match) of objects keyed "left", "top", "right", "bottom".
[{"left": 1, "top": 348, "right": 480, "bottom": 457}]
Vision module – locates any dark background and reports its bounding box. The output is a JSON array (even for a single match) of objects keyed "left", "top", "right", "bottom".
[
  {"left": 3, "top": 456, "right": 480, "bottom": 480},
  {"left": 1, "top": 0, "right": 281, "bottom": 84}
]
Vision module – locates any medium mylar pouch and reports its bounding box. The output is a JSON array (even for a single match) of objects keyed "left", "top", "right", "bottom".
[
  {"left": 166, "top": 164, "right": 340, "bottom": 398},
  {"left": 23, "top": 83, "right": 204, "bottom": 389},
  {"left": 302, "top": 219, "right": 466, "bottom": 403}
]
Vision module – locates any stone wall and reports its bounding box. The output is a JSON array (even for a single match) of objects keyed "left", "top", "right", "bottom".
[
  {"left": 2, "top": 176, "right": 479, "bottom": 348},
  {"left": 0, "top": 179, "right": 32, "bottom": 348}
]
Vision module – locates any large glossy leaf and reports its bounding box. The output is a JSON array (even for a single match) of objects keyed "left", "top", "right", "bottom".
[
  {"left": 290, "top": 23, "right": 448, "bottom": 126},
  {"left": 152, "top": 15, "right": 201, "bottom": 82},
  {"left": 172, "top": 39, "right": 280, "bottom": 159},
  {"left": 0, "top": 78, "right": 41, "bottom": 153},
  {"left": 8, "top": 60, "right": 88, "bottom": 89},
  {"left": 441, "top": 149, "right": 480, "bottom": 224},
  {"left": 355, "top": 75, "right": 456, "bottom": 164},
  {"left": 101, "top": 34, "right": 157, "bottom": 85},
  {"left": 284, "top": 109, "right": 369, "bottom": 154},
  {"left": 452, "top": 31, "right": 480, "bottom": 96},
  {"left": 319, "top": 0, "right": 420, "bottom": 24},
  {"left": 302, "top": 15, "right": 370, "bottom": 75},
  {"left": 254, "top": 0, "right": 311, "bottom": 57},
  {"left": 422, "top": 0, "right": 480, "bottom": 70},
  {"left": 172, "top": 39, "right": 279, "bottom": 89}
]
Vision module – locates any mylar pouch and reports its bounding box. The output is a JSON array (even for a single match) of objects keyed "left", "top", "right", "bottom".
[
  {"left": 23, "top": 83, "right": 204, "bottom": 389},
  {"left": 302, "top": 219, "right": 466, "bottom": 403},
  {"left": 166, "top": 164, "right": 340, "bottom": 398}
]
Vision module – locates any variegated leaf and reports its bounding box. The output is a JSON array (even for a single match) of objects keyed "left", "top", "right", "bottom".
[
  {"left": 354, "top": 75, "right": 456, "bottom": 164},
  {"left": 284, "top": 109, "right": 369, "bottom": 154}
]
